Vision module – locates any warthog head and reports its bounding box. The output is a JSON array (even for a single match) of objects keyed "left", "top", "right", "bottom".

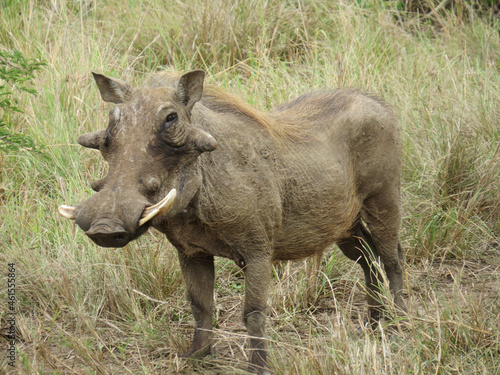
[{"left": 59, "top": 71, "right": 217, "bottom": 247}]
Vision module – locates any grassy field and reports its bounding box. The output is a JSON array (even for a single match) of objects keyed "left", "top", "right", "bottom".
[{"left": 1, "top": 0, "right": 499, "bottom": 373}]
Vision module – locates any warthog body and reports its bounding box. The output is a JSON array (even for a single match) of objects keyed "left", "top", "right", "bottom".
[{"left": 60, "top": 70, "right": 405, "bottom": 374}]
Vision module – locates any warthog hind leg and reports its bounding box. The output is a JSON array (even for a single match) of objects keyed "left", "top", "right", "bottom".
[
  {"left": 338, "top": 221, "right": 385, "bottom": 323},
  {"left": 362, "top": 192, "right": 406, "bottom": 316}
]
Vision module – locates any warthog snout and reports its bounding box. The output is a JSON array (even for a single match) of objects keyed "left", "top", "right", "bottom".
[{"left": 59, "top": 188, "right": 177, "bottom": 248}]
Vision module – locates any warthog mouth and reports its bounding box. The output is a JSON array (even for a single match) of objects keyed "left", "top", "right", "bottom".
[
  {"left": 58, "top": 188, "right": 177, "bottom": 227},
  {"left": 85, "top": 222, "right": 131, "bottom": 248}
]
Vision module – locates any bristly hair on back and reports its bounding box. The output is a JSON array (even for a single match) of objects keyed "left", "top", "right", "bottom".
[{"left": 149, "top": 70, "right": 307, "bottom": 144}]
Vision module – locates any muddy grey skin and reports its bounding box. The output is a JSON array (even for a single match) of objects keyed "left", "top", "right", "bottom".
[{"left": 60, "top": 70, "right": 406, "bottom": 374}]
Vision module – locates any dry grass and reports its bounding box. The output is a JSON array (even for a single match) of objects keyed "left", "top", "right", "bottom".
[{"left": 0, "top": 0, "right": 499, "bottom": 373}]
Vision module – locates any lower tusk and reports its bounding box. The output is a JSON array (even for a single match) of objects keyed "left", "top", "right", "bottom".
[
  {"left": 58, "top": 205, "right": 76, "bottom": 220},
  {"left": 138, "top": 189, "right": 177, "bottom": 226}
]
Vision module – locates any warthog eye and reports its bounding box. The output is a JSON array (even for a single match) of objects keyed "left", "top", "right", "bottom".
[
  {"left": 164, "top": 112, "right": 178, "bottom": 128},
  {"left": 157, "top": 111, "right": 187, "bottom": 150}
]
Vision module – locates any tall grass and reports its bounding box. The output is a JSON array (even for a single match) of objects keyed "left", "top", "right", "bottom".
[{"left": 0, "top": 0, "right": 499, "bottom": 373}]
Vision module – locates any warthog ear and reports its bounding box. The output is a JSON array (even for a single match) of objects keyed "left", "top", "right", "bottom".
[
  {"left": 92, "top": 72, "right": 132, "bottom": 104},
  {"left": 177, "top": 70, "right": 205, "bottom": 109},
  {"left": 78, "top": 130, "right": 106, "bottom": 149}
]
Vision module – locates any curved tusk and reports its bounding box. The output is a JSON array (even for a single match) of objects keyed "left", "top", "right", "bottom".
[
  {"left": 138, "top": 189, "right": 177, "bottom": 226},
  {"left": 58, "top": 205, "right": 76, "bottom": 220}
]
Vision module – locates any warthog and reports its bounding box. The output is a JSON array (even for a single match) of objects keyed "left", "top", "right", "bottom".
[{"left": 59, "top": 70, "right": 405, "bottom": 374}]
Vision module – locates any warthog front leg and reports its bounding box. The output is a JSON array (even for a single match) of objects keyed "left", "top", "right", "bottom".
[
  {"left": 243, "top": 255, "right": 272, "bottom": 375},
  {"left": 177, "top": 251, "right": 215, "bottom": 358}
]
